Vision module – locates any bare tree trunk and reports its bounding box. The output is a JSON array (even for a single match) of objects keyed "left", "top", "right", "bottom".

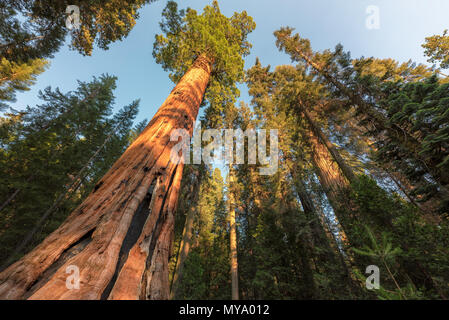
[
  {"left": 229, "top": 207, "right": 239, "bottom": 300},
  {"left": 301, "top": 115, "right": 356, "bottom": 251},
  {"left": 293, "top": 173, "right": 360, "bottom": 296},
  {"left": 305, "top": 124, "right": 350, "bottom": 210},
  {"left": 0, "top": 188, "right": 22, "bottom": 213},
  {"left": 229, "top": 172, "right": 239, "bottom": 300},
  {"left": 0, "top": 54, "right": 213, "bottom": 300},
  {"left": 169, "top": 205, "right": 195, "bottom": 299}
]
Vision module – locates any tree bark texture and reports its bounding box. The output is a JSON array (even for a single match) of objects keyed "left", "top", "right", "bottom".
[{"left": 0, "top": 54, "right": 213, "bottom": 300}]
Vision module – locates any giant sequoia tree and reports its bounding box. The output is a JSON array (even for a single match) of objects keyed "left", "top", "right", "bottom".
[
  {"left": 0, "top": 75, "right": 140, "bottom": 266},
  {"left": 0, "top": 1, "right": 254, "bottom": 300},
  {"left": 0, "top": 0, "right": 155, "bottom": 107}
]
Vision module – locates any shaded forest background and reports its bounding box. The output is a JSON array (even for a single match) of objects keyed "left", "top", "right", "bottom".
[{"left": 1, "top": 1, "right": 449, "bottom": 300}]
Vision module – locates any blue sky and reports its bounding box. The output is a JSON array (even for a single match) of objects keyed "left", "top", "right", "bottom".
[{"left": 10, "top": 0, "right": 449, "bottom": 125}]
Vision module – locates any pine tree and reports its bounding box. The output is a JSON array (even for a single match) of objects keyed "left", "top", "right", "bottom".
[
  {"left": 170, "top": 165, "right": 203, "bottom": 299},
  {"left": 0, "top": 1, "right": 156, "bottom": 107},
  {"left": 246, "top": 61, "right": 358, "bottom": 298},
  {"left": 174, "top": 167, "right": 229, "bottom": 300}
]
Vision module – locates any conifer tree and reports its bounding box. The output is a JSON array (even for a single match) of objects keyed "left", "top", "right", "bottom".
[
  {"left": 0, "top": 1, "right": 254, "bottom": 300},
  {"left": 0, "top": 1, "right": 156, "bottom": 107},
  {"left": 274, "top": 27, "right": 449, "bottom": 216},
  {"left": 170, "top": 165, "right": 203, "bottom": 299}
]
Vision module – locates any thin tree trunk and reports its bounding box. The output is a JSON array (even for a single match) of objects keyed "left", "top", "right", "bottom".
[
  {"left": 301, "top": 113, "right": 359, "bottom": 256},
  {"left": 293, "top": 172, "right": 359, "bottom": 296},
  {"left": 300, "top": 107, "right": 439, "bottom": 297},
  {"left": 295, "top": 177, "right": 337, "bottom": 258},
  {"left": 0, "top": 188, "right": 23, "bottom": 213},
  {"left": 298, "top": 100, "right": 358, "bottom": 239},
  {"left": 169, "top": 205, "right": 195, "bottom": 299},
  {"left": 0, "top": 54, "right": 213, "bottom": 300},
  {"left": 169, "top": 170, "right": 202, "bottom": 299},
  {"left": 299, "top": 101, "right": 356, "bottom": 183},
  {"left": 288, "top": 40, "right": 449, "bottom": 189},
  {"left": 229, "top": 172, "right": 239, "bottom": 300}
]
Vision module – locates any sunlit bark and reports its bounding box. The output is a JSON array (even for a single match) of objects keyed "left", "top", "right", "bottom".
[
  {"left": 0, "top": 54, "right": 213, "bottom": 300},
  {"left": 229, "top": 173, "right": 239, "bottom": 300}
]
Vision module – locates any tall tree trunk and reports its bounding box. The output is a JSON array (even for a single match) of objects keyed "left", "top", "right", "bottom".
[
  {"left": 294, "top": 177, "right": 339, "bottom": 261},
  {"left": 299, "top": 102, "right": 356, "bottom": 183},
  {"left": 169, "top": 170, "right": 202, "bottom": 299},
  {"left": 300, "top": 106, "right": 440, "bottom": 297},
  {"left": 287, "top": 40, "right": 449, "bottom": 190},
  {"left": 229, "top": 172, "right": 239, "bottom": 300},
  {"left": 301, "top": 111, "right": 357, "bottom": 252},
  {"left": 297, "top": 101, "right": 358, "bottom": 236},
  {"left": 229, "top": 207, "right": 239, "bottom": 300},
  {"left": 0, "top": 54, "right": 213, "bottom": 300},
  {"left": 169, "top": 205, "right": 195, "bottom": 299},
  {"left": 304, "top": 120, "right": 350, "bottom": 211}
]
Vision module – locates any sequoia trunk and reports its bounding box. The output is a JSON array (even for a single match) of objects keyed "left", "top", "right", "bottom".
[
  {"left": 0, "top": 54, "right": 213, "bottom": 300},
  {"left": 229, "top": 173, "right": 239, "bottom": 300}
]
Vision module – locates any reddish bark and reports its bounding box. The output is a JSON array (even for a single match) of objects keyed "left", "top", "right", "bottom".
[
  {"left": 169, "top": 173, "right": 201, "bottom": 299},
  {"left": 0, "top": 54, "right": 213, "bottom": 300}
]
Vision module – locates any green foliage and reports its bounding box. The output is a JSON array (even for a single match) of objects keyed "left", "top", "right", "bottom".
[
  {"left": 347, "top": 175, "right": 449, "bottom": 299},
  {"left": 0, "top": 58, "right": 48, "bottom": 107},
  {"left": 275, "top": 26, "right": 449, "bottom": 217},
  {"left": 3, "top": 2, "right": 449, "bottom": 301},
  {"left": 153, "top": 0, "right": 255, "bottom": 122},
  {"left": 70, "top": 0, "right": 154, "bottom": 56},
  {"left": 352, "top": 226, "right": 426, "bottom": 300},
  {"left": 175, "top": 250, "right": 207, "bottom": 299},
  {"left": 0, "top": 2, "right": 65, "bottom": 63},
  {"left": 352, "top": 227, "right": 402, "bottom": 265}
]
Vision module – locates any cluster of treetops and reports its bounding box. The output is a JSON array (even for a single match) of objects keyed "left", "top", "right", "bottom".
[{"left": 1, "top": 0, "right": 449, "bottom": 299}]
